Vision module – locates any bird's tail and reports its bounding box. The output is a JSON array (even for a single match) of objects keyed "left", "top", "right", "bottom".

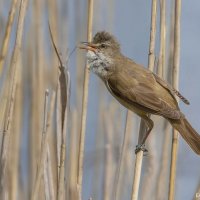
[{"left": 169, "top": 118, "right": 200, "bottom": 155}]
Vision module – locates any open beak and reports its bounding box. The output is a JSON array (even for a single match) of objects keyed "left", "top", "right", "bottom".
[{"left": 79, "top": 42, "right": 97, "bottom": 53}]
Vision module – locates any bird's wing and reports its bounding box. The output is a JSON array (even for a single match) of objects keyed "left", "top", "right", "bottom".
[
  {"left": 106, "top": 71, "right": 182, "bottom": 119},
  {"left": 153, "top": 73, "right": 190, "bottom": 105}
]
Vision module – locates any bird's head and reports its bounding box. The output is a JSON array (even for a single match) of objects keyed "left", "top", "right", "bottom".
[{"left": 79, "top": 31, "right": 121, "bottom": 77}]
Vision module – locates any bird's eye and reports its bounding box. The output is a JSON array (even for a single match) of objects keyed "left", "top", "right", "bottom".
[{"left": 101, "top": 44, "right": 107, "bottom": 48}]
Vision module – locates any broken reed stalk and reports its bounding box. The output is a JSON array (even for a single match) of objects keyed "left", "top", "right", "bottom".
[
  {"left": 0, "top": 0, "right": 28, "bottom": 198},
  {"left": 56, "top": 79, "right": 62, "bottom": 175},
  {"left": 57, "top": 66, "right": 70, "bottom": 200},
  {"left": 131, "top": 0, "right": 157, "bottom": 199},
  {"left": 31, "top": 90, "right": 49, "bottom": 200},
  {"left": 49, "top": 23, "right": 70, "bottom": 200},
  {"left": 0, "top": 0, "right": 18, "bottom": 75},
  {"left": 169, "top": 0, "right": 181, "bottom": 199},
  {"left": 77, "top": 0, "right": 93, "bottom": 199}
]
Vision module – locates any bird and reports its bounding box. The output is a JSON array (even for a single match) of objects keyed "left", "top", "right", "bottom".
[{"left": 79, "top": 31, "right": 200, "bottom": 155}]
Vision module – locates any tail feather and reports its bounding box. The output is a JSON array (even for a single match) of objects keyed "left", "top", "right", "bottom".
[{"left": 169, "top": 118, "right": 200, "bottom": 155}]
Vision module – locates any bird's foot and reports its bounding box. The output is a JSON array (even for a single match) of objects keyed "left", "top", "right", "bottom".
[{"left": 135, "top": 144, "right": 148, "bottom": 155}]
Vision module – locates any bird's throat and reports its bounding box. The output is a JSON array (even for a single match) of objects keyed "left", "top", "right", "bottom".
[{"left": 86, "top": 51, "right": 113, "bottom": 77}]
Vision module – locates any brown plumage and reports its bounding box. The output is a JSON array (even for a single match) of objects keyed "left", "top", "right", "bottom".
[{"left": 80, "top": 31, "right": 200, "bottom": 155}]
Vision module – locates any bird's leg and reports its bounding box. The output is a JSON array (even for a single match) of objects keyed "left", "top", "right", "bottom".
[
  {"left": 135, "top": 116, "right": 154, "bottom": 154},
  {"left": 140, "top": 117, "right": 154, "bottom": 144}
]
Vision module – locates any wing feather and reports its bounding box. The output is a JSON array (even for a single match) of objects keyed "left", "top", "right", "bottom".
[
  {"left": 106, "top": 70, "right": 182, "bottom": 119},
  {"left": 153, "top": 73, "right": 190, "bottom": 105}
]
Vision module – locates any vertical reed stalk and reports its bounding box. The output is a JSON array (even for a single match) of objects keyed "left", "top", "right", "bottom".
[
  {"left": 67, "top": 110, "right": 79, "bottom": 200},
  {"left": 0, "top": 0, "right": 18, "bottom": 75},
  {"left": 103, "top": 107, "right": 114, "bottom": 200},
  {"left": 156, "top": 122, "right": 171, "bottom": 198},
  {"left": 9, "top": 55, "right": 22, "bottom": 200},
  {"left": 158, "top": 0, "right": 166, "bottom": 77},
  {"left": 120, "top": 115, "right": 135, "bottom": 200},
  {"left": 0, "top": 0, "right": 19, "bottom": 133},
  {"left": 131, "top": 0, "right": 157, "bottom": 199},
  {"left": 44, "top": 146, "right": 55, "bottom": 200},
  {"left": 169, "top": 0, "right": 181, "bottom": 199},
  {"left": 0, "top": 0, "right": 28, "bottom": 198},
  {"left": 131, "top": 121, "right": 145, "bottom": 200},
  {"left": 77, "top": 0, "right": 93, "bottom": 199},
  {"left": 156, "top": 5, "right": 175, "bottom": 198},
  {"left": 30, "top": 0, "right": 45, "bottom": 193},
  {"left": 114, "top": 110, "right": 132, "bottom": 200},
  {"left": 31, "top": 90, "right": 49, "bottom": 200},
  {"left": 44, "top": 92, "right": 56, "bottom": 200},
  {"left": 148, "top": 0, "right": 158, "bottom": 72},
  {"left": 141, "top": 0, "right": 165, "bottom": 198}
]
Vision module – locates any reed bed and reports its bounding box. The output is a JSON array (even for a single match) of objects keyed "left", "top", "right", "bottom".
[{"left": 0, "top": 0, "right": 199, "bottom": 200}]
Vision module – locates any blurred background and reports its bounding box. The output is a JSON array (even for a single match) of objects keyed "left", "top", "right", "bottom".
[{"left": 0, "top": 0, "right": 200, "bottom": 199}]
